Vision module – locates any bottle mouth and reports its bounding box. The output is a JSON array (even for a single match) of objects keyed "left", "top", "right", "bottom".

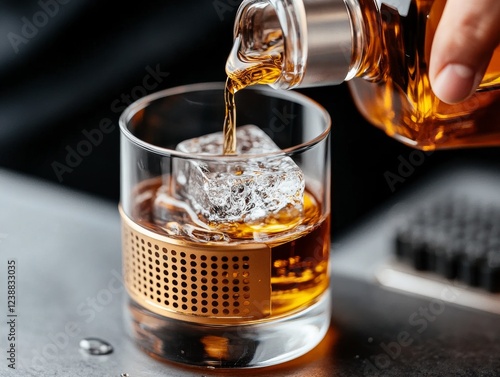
[
  {"left": 229, "top": 0, "right": 355, "bottom": 89},
  {"left": 230, "top": 0, "right": 307, "bottom": 90}
]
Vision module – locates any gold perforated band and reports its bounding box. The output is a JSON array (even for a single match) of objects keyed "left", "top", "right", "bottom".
[{"left": 120, "top": 206, "right": 272, "bottom": 324}]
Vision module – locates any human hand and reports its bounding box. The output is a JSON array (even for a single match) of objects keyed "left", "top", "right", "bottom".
[{"left": 429, "top": 0, "right": 500, "bottom": 104}]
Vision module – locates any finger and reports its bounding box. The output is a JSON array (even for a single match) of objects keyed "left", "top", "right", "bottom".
[{"left": 429, "top": 0, "right": 500, "bottom": 104}]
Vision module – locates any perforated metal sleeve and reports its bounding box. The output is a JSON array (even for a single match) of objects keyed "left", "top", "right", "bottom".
[{"left": 120, "top": 207, "right": 272, "bottom": 324}]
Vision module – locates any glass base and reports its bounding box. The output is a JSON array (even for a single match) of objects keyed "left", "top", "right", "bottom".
[{"left": 123, "top": 290, "right": 331, "bottom": 368}]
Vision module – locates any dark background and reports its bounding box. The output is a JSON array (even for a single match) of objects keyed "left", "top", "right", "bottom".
[{"left": 1, "top": 1, "right": 499, "bottom": 237}]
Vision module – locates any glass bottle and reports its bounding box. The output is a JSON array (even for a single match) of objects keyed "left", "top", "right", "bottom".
[{"left": 226, "top": 0, "right": 500, "bottom": 150}]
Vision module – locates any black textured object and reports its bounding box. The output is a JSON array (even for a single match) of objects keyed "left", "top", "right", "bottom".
[{"left": 394, "top": 197, "right": 500, "bottom": 292}]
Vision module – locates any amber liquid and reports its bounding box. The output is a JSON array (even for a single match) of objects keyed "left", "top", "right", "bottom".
[
  {"left": 134, "top": 178, "right": 330, "bottom": 318},
  {"left": 223, "top": 36, "right": 283, "bottom": 154},
  {"left": 349, "top": 0, "right": 500, "bottom": 150}
]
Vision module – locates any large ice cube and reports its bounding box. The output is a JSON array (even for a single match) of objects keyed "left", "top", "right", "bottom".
[{"left": 174, "top": 125, "right": 305, "bottom": 223}]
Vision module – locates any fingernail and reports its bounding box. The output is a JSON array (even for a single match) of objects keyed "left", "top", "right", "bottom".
[{"left": 432, "top": 64, "right": 481, "bottom": 104}]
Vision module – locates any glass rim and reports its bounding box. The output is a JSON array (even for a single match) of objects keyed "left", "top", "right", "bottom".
[{"left": 119, "top": 81, "right": 331, "bottom": 161}]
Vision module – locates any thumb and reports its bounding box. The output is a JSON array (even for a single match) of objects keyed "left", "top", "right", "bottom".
[{"left": 429, "top": 0, "right": 500, "bottom": 104}]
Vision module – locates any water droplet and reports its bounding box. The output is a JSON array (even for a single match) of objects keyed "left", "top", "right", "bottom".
[
  {"left": 120, "top": 374, "right": 129, "bottom": 377},
  {"left": 79, "top": 337, "right": 113, "bottom": 355},
  {"left": 368, "top": 337, "right": 373, "bottom": 343}
]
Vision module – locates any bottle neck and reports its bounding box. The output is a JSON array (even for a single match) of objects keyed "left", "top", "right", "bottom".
[{"left": 232, "top": 0, "right": 372, "bottom": 89}]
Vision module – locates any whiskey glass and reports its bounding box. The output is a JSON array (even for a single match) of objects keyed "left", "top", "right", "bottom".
[{"left": 119, "top": 82, "right": 331, "bottom": 368}]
